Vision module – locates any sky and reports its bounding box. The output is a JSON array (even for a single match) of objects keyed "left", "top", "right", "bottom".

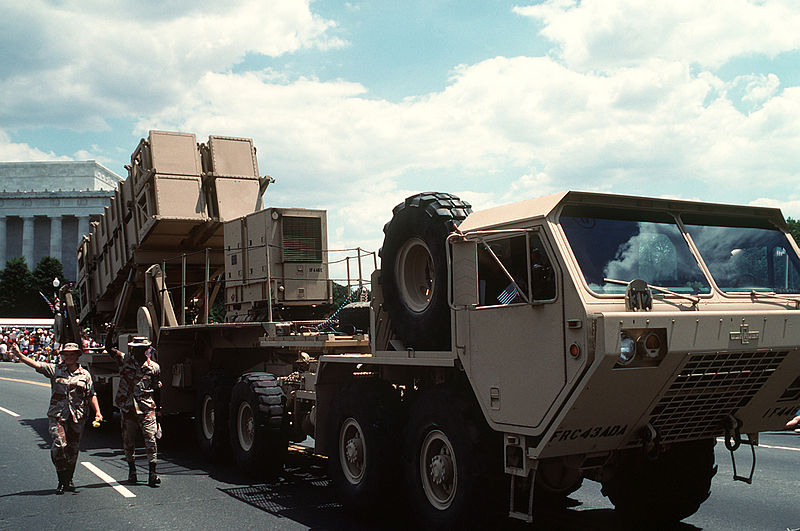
[{"left": 2, "top": 0, "right": 800, "bottom": 283}]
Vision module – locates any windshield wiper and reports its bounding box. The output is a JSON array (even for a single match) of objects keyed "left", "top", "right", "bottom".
[
  {"left": 748, "top": 290, "right": 800, "bottom": 309},
  {"left": 604, "top": 278, "right": 700, "bottom": 306}
]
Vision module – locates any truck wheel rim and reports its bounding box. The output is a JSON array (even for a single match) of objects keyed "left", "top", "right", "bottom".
[
  {"left": 237, "top": 401, "right": 255, "bottom": 452},
  {"left": 339, "top": 417, "right": 366, "bottom": 485},
  {"left": 201, "top": 395, "right": 215, "bottom": 440},
  {"left": 420, "top": 429, "right": 456, "bottom": 510},
  {"left": 396, "top": 237, "right": 435, "bottom": 313}
]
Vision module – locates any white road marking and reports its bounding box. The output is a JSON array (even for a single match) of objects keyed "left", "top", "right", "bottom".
[
  {"left": 716, "top": 437, "right": 800, "bottom": 452},
  {"left": 759, "top": 443, "right": 800, "bottom": 452},
  {"left": 0, "top": 405, "right": 20, "bottom": 417},
  {"left": 81, "top": 461, "right": 136, "bottom": 498}
]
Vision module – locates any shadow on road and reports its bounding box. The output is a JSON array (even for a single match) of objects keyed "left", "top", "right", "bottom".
[{"left": 43, "top": 414, "right": 707, "bottom": 530}]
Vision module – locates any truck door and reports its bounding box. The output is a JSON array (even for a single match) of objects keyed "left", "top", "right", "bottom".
[{"left": 456, "top": 231, "right": 566, "bottom": 430}]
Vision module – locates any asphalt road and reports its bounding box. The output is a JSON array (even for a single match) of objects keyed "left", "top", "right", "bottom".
[{"left": 2, "top": 361, "right": 799, "bottom": 530}]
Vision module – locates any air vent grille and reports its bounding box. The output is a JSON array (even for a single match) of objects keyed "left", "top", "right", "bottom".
[{"left": 648, "top": 350, "right": 788, "bottom": 442}]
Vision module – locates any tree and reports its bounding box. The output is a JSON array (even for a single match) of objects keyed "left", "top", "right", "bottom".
[
  {"left": 33, "top": 256, "right": 66, "bottom": 316},
  {"left": 0, "top": 257, "right": 36, "bottom": 317}
]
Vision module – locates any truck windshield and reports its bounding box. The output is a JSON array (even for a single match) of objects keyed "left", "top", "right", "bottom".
[
  {"left": 560, "top": 205, "right": 711, "bottom": 295},
  {"left": 682, "top": 214, "right": 800, "bottom": 294}
]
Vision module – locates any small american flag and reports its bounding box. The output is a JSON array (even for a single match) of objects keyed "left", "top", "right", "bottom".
[
  {"left": 497, "top": 283, "right": 521, "bottom": 305},
  {"left": 39, "top": 291, "right": 56, "bottom": 314}
]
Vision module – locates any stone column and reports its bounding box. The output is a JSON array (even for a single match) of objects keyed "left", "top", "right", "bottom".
[
  {"left": 21, "top": 215, "right": 35, "bottom": 269},
  {"left": 77, "top": 216, "right": 90, "bottom": 247},
  {"left": 50, "top": 216, "right": 63, "bottom": 264},
  {"left": 0, "top": 216, "right": 6, "bottom": 268}
]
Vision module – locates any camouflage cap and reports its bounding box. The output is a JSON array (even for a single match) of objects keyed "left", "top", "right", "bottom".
[{"left": 61, "top": 343, "right": 81, "bottom": 353}]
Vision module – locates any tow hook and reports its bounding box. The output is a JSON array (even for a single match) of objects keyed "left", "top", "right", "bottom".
[
  {"left": 724, "top": 415, "right": 757, "bottom": 484},
  {"left": 641, "top": 423, "right": 661, "bottom": 461}
]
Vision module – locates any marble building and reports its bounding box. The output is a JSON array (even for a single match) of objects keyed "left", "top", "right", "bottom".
[{"left": 0, "top": 161, "right": 122, "bottom": 281}]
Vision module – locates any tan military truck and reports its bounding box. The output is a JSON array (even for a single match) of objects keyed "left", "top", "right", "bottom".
[
  {"left": 314, "top": 190, "right": 800, "bottom": 527},
  {"left": 66, "top": 133, "right": 800, "bottom": 526}
]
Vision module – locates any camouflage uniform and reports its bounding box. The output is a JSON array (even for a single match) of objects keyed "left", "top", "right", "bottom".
[
  {"left": 35, "top": 362, "right": 95, "bottom": 472},
  {"left": 114, "top": 351, "right": 161, "bottom": 464}
]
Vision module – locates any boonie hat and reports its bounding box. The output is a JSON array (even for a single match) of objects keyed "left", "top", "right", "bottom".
[
  {"left": 128, "top": 337, "right": 152, "bottom": 348},
  {"left": 61, "top": 343, "right": 81, "bottom": 353}
]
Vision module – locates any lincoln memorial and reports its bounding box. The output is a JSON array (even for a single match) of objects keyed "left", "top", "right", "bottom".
[{"left": 0, "top": 161, "right": 122, "bottom": 280}]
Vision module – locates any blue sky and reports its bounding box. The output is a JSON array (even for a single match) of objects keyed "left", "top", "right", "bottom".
[{"left": 1, "top": 0, "right": 800, "bottom": 280}]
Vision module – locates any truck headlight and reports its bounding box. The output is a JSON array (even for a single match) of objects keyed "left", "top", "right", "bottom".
[{"left": 619, "top": 334, "right": 636, "bottom": 365}]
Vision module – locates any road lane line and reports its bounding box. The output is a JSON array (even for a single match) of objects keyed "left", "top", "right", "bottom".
[
  {"left": 716, "top": 437, "right": 800, "bottom": 452},
  {"left": 759, "top": 443, "right": 800, "bottom": 452},
  {"left": 81, "top": 462, "right": 136, "bottom": 498},
  {"left": 0, "top": 376, "right": 50, "bottom": 388},
  {"left": 0, "top": 405, "right": 20, "bottom": 417}
]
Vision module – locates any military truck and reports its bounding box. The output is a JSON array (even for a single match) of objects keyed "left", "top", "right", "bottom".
[{"left": 67, "top": 132, "right": 800, "bottom": 527}]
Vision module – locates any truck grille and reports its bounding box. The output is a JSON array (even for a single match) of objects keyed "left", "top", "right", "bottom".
[
  {"left": 647, "top": 350, "right": 788, "bottom": 442},
  {"left": 283, "top": 216, "right": 322, "bottom": 262}
]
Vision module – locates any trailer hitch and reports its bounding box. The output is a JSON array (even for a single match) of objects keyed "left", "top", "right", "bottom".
[{"left": 724, "top": 415, "right": 757, "bottom": 484}]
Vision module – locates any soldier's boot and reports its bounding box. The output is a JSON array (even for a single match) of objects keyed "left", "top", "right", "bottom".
[
  {"left": 148, "top": 462, "right": 160, "bottom": 488},
  {"left": 65, "top": 465, "right": 76, "bottom": 492},
  {"left": 55, "top": 470, "right": 66, "bottom": 495},
  {"left": 127, "top": 462, "right": 138, "bottom": 484}
]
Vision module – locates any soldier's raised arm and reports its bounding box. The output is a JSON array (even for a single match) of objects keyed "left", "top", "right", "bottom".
[
  {"left": 11, "top": 342, "right": 42, "bottom": 371},
  {"left": 104, "top": 325, "right": 124, "bottom": 361}
]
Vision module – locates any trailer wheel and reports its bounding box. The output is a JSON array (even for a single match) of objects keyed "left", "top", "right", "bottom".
[
  {"left": 601, "top": 438, "right": 717, "bottom": 524},
  {"left": 195, "top": 372, "right": 233, "bottom": 460},
  {"left": 405, "top": 384, "right": 503, "bottom": 529},
  {"left": 330, "top": 379, "right": 402, "bottom": 513},
  {"left": 380, "top": 192, "right": 471, "bottom": 351},
  {"left": 228, "top": 372, "right": 287, "bottom": 477}
]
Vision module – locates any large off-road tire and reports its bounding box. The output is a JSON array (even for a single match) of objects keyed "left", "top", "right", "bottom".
[
  {"left": 533, "top": 458, "right": 584, "bottom": 506},
  {"left": 380, "top": 192, "right": 471, "bottom": 351},
  {"left": 228, "top": 372, "right": 288, "bottom": 478},
  {"left": 404, "top": 384, "right": 503, "bottom": 530},
  {"left": 195, "top": 372, "right": 233, "bottom": 460},
  {"left": 601, "top": 438, "right": 717, "bottom": 524},
  {"left": 330, "top": 379, "right": 403, "bottom": 513}
]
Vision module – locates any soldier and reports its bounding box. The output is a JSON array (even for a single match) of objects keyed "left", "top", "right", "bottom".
[
  {"left": 105, "top": 333, "right": 162, "bottom": 487},
  {"left": 11, "top": 341, "right": 103, "bottom": 494}
]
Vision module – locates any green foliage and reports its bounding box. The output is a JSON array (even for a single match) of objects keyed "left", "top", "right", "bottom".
[
  {"left": 0, "top": 256, "right": 67, "bottom": 317},
  {"left": 0, "top": 257, "right": 36, "bottom": 316},
  {"left": 332, "top": 282, "right": 349, "bottom": 308},
  {"left": 33, "top": 256, "right": 66, "bottom": 312},
  {"left": 332, "top": 282, "right": 371, "bottom": 308}
]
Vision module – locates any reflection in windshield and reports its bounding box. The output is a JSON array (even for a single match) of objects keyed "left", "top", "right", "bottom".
[
  {"left": 683, "top": 221, "right": 800, "bottom": 294},
  {"left": 560, "top": 206, "right": 710, "bottom": 295}
]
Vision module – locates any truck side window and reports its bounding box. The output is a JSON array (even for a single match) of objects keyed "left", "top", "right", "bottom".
[{"left": 476, "top": 234, "right": 556, "bottom": 306}]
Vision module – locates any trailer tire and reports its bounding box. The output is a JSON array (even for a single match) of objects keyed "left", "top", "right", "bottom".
[
  {"left": 404, "top": 384, "right": 503, "bottom": 530},
  {"left": 195, "top": 372, "right": 233, "bottom": 460},
  {"left": 380, "top": 192, "right": 471, "bottom": 351},
  {"left": 330, "top": 379, "right": 403, "bottom": 513},
  {"left": 601, "top": 438, "right": 717, "bottom": 524},
  {"left": 228, "top": 372, "right": 288, "bottom": 477}
]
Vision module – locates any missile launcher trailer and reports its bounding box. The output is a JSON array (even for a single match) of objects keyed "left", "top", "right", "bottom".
[{"left": 69, "top": 134, "right": 800, "bottom": 526}]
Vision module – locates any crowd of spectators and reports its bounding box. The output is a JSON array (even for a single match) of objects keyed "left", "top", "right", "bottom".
[{"left": 0, "top": 327, "right": 100, "bottom": 362}]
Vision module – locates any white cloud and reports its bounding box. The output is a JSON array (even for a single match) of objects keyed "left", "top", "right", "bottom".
[
  {"left": 514, "top": 0, "right": 800, "bottom": 70},
  {"left": 750, "top": 198, "right": 800, "bottom": 219},
  {"left": 0, "top": 0, "right": 344, "bottom": 129},
  {"left": 142, "top": 54, "right": 800, "bottom": 214},
  {"left": 0, "top": 129, "right": 70, "bottom": 161}
]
